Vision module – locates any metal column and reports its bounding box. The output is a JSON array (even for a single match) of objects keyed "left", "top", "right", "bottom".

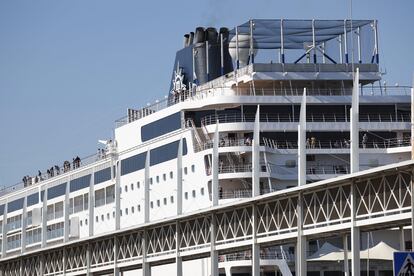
[
  {"left": 350, "top": 68, "right": 360, "bottom": 173},
  {"left": 177, "top": 138, "right": 183, "bottom": 215},
  {"left": 144, "top": 149, "right": 151, "bottom": 223},
  {"left": 210, "top": 214, "right": 219, "bottom": 276},
  {"left": 343, "top": 235, "right": 349, "bottom": 276},
  {"left": 142, "top": 230, "right": 151, "bottom": 276},
  {"left": 296, "top": 192, "right": 306, "bottom": 276},
  {"left": 351, "top": 182, "right": 360, "bottom": 275},
  {"left": 298, "top": 88, "right": 306, "bottom": 186},
  {"left": 252, "top": 106, "right": 260, "bottom": 196},
  {"left": 212, "top": 122, "right": 219, "bottom": 206},
  {"left": 176, "top": 221, "right": 183, "bottom": 276},
  {"left": 252, "top": 204, "right": 260, "bottom": 276}
]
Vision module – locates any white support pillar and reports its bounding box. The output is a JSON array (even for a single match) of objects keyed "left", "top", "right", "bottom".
[
  {"left": 210, "top": 214, "right": 219, "bottom": 276},
  {"left": 41, "top": 188, "right": 48, "bottom": 248},
  {"left": 344, "top": 20, "right": 349, "bottom": 63},
  {"left": 298, "top": 88, "right": 307, "bottom": 186},
  {"left": 252, "top": 204, "right": 260, "bottom": 276},
  {"left": 21, "top": 197, "right": 27, "bottom": 254},
  {"left": 144, "top": 149, "right": 151, "bottom": 223},
  {"left": 113, "top": 236, "right": 120, "bottom": 276},
  {"left": 296, "top": 192, "right": 306, "bottom": 276},
  {"left": 350, "top": 68, "right": 360, "bottom": 173},
  {"left": 411, "top": 81, "right": 414, "bottom": 160},
  {"left": 280, "top": 19, "right": 285, "bottom": 63},
  {"left": 351, "top": 182, "right": 360, "bottom": 276},
  {"left": 249, "top": 19, "right": 254, "bottom": 64},
  {"left": 212, "top": 122, "right": 219, "bottom": 206},
  {"left": 357, "top": 27, "right": 362, "bottom": 63},
  {"left": 89, "top": 169, "right": 95, "bottom": 237},
  {"left": 1, "top": 201, "right": 7, "bottom": 256},
  {"left": 142, "top": 230, "right": 151, "bottom": 276},
  {"left": 312, "top": 19, "right": 316, "bottom": 64},
  {"left": 177, "top": 138, "right": 183, "bottom": 215},
  {"left": 400, "top": 226, "right": 406, "bottom": 251},
  {"left": 115, "top": 160, "right": 121, "bottom": 230},
  {"left": 252, "top": 105, "right": 260, "bottom": 197},
  {"left": 64, "top": 177, "right": 70, "bottom": 242},
  {"left": 176, "top": 221, "right": 183, "bottom": 276},
  {"left": 343, "top": 235, "right": 349, "bottom": 276}
]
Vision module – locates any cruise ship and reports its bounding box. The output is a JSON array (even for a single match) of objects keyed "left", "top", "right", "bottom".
[{"left": 0, "top": 19, "right": 413, "bottom": 276}]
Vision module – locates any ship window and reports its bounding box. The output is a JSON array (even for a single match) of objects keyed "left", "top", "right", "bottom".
[
  {"left": 131, "top": 183, "right": 134, "bottom": 190},
  {"left": 138, "top": 205, "right": 141, "bottom": 212},
  {"left": 94, "top": 167, "right": 111, "bottom": 184},
  {"left": 137, "top": 181, "right": 140, "bottom": 189},
  {"left": 156, "top": 176, "right": 160, "bottom": 183},
  {"left": 107, "top": 213, "right": 110, "bottom": 220},
  {"left": 69, "top": 198, "right": 74, "bottom": 214},
  {"left": 27, "top": 193, "right": 39, "bottom": 207},
  {"left": 170, "top": 172, "right": 173, "bottom": 179},
  {"left": 201, "top": 188, "right": 204, "bottom": 195},
  {"left": 125, "top": 208, "right": 128, "bottom": 215},
  {"left": 85, "top": 219, "right": 88, "bottom": 225},
  {"left": 7, "top": 198, "right": 24, "bottom": 213},
  {"left": 192, "top": 190, "right": 196, "bottom": 198},
  {"left": 131, "top": 206, "right": 135, "bottom": 213},
  {"left": 47, "top": 183, "right": 67, "bottom": 200},
  {"left": 141, "top": 112, "right": 181, "bottom": 142},
  {"left": 150, "top": 178, "right": 153, "bottom": 185},
  {"left": 113, "top": 211, "right": 115, "bottom": 218},
  {"left": 170, "top": 196, "right": 174, "bottom": 203},
  {"left": 95, "top": 188, "right": 105, "bottom": 207},
  {"left": 150, "top": 139, "right": 187, "bottom": 166},
  {"left": 80, "top": 220, "right": 83, "bottom": 226},
  {"left": 191, "top": 165, "right": 195, "bottom": 172},
  {"left": 96, "top": 216, "right": 98, "bottom": 223},
  {"left": 184, "top": 167, "right": 188, "bottom": 175},
  {"left": 84, "top": 193, "right": 89, "bottom": 209},
  {"left": 150, "top": 202, "right": 153, "bottom": 209},
  {"left": 106, "top": 185, "right": 115, "bottom": 204},
  {"left": 163, "top": 198, "right": 167, "bottom": 205},
  {"left": 124, "top": 185, "right": 128, "bottom": 192},
  {"left": 70, "top": 174, "right": 91, "bottom": 192},
  {"left": 157, "top": 200, "right": 160, "bottom": 207},
  {"left": 163, "top": 174, "right": 166, "bottom": 181},
  {"left": 101, "top": 214, "right": 104, "bottom": 221},
  {"left": 120, "top": 210, "right": 122, "bottom": 216},
  {"left": 184, "top": 192, "right": 188, "bottom": 200},
  {"left": 121, "top": 152, "right": 147, "bottom": 176}
]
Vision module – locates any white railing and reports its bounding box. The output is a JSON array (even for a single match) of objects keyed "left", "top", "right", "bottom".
[
  {"left": 219, "top": 189, "right": 252, "bottom": 199},
  {"left": 218, "top": 250, "right": 295, "bottom": 262}
]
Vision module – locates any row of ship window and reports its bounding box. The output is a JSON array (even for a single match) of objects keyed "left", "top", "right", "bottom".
[{"left": 122, "top": 165, "right": 196, "bottom": 193}]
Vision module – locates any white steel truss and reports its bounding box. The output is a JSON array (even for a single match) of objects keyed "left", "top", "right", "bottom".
[{"left": 1, "top": 161, "right": 413, "bottom": 275}]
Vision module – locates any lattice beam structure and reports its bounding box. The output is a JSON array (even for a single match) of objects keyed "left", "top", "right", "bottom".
[{"left": 1, "top": 161, "right": 413, "bottom": 275}]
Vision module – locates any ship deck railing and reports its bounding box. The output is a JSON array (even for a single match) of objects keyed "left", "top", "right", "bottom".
[
  {"left": 219, "top": 250, "right": 295, "bottom": 262},
  {"left": 218, "top": 189, "right": 252, "bottom": 199},
  {"left": 0, "top": 150, "right": 114, "bottom": 198},
  {"left": 115, "top": 85, "right": 412, "bottom": 128},
  {"left": 200, "top": 112, "right": 411, "bottom": 126}
]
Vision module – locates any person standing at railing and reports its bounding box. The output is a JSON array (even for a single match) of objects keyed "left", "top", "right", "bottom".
[
  {"left": 50, "top": 166, "right": 54, "bottom": 177},
  {"left": 55, "top": 165, "right": 60, "bottom": 175},
  {"left": 362, "top": 133, "right": 368, "bottom": 148},
  {"left": 306, "top": 138, "right": 310, "bottom": 148},
  {"left": 310, "top": 137, "right": 316, "bottom": 149}
]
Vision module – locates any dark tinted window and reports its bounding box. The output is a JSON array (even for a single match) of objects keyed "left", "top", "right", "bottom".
[
  {"left": 70, "top": 174, "right": 91, "bottom": 192},
  {"left": 121, "top": 152, "right": 147, "bottom": 176},
  {"left": 0, "top": 205, "right": 4, "bottom": 216},
  {"left": 47, "top": 183, "right": 67, "bottom": 200},
  {"left": 8, "top": 198, "right": 24, "bottom": 213},
  {"left": 150, "top": 139, "right": 187, "bottom": 166},
  {"left": 27, "top": 193, "right": 39, "bottom": 207},
  {"left": 94, "top": 167, "right": 112, "bottom": 184},
  {"left": 141, "top": 112, "right": 181, "bottom": 142}
]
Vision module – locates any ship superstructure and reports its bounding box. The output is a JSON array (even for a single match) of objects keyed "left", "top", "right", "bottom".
[{"left": 0, "top": 19, "right": 412, "bottom": 276}]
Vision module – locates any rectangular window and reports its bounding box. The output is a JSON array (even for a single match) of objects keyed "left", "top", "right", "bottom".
[
  {"left": 95, "top": 188, "right": 105, "bottom": 207},
  {"left": 27, "top": 193, "right": 39, "bottom": 207},
  {"left": 54, "top": 202, "right": 63, "bottom": 219},
  {"left": 84, "top": 193, "right": 89, "bottom": 210},
  {"left": 94, "top": 167, "right": 112, "bottom": 184},
  {"left": 70, "top": 174, "right": 91, "bottom": 192},
  {"left": 47, "top": 205, "right": 54, "bottom": 221},
  {"left": 74, "top": 195, "right": 83, "bottom": 213},
  {"left": 150, "top": 139, "right": 187, "bottom": 166},
  {"left": 121, "top": 152, "right": 147, "bottom": 176},
  {"left": 106, "top": 185, "right": 115, "bottom": 204},
  {"left": 141, "top": 112, "right": 181, "bottom": 142},
  {"left": 47, "top": 183, "right": 67, "bottom": 200},
  {"left": 7, "top": 198, "right": 24, "bottom": 213}
]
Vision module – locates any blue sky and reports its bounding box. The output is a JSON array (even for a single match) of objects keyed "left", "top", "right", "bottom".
[{"left": 0, "top": 0, "right": 413, "bottom": 187}]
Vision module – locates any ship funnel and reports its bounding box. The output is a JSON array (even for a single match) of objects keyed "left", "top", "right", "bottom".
[
  {"left": 194, "top": 27, "right": 205, "bottom": 44},
  {"left": 206, "top": 27, "right": 218, "bottom": 43},
  {"left": 219, "top": 27, "right": 229, "bottom": 43},
  {"left": 183, "top": 34, "right": 190, "bottom": 47},
  {"left": 188, "top": 32, "right": 194, "bottom": 45}
]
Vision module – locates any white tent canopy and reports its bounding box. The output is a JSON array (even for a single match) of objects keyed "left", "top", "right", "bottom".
[{"left": 308, "top": 241, "right": 397, "bottom": 261}]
